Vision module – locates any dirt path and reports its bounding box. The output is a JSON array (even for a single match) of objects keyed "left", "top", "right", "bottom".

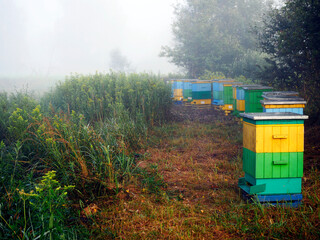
[{"left": 145, "top": 105, "right": 242, "bottom": 207}]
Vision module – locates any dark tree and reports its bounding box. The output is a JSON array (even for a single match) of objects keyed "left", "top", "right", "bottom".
[{"left": 257, "top": 0, "right": 320, "bottom": 121}]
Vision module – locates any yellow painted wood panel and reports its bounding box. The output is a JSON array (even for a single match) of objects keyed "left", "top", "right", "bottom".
[
  {"left": 191, "top": 99, "right": 212, "bottom": 105},
  {"left": 243, "top": 122, "right": 256, "bottom": 151},
  {"left": 237, "top": 100, "right": 245, "bottom": 111},
  {"left": 173, "top": 89, "right": 183, "bottom": 100},
  {"left": 222, "top": 104, "right": 233, "bottom": 110},
  {"left": 263, "top": 104, "right": 305, "bottom": 109},
  {"left": 243, "top": 122, "right": 304, "bottom": 153},
  {"left": 173, "top": 89, "right": 183, "bottom": 95}
]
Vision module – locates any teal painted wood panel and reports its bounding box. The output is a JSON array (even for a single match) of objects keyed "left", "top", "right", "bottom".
[
  {"left": 243, "top": 118, "right": 305, "bottom": 125},
  {"left": 244, "top": 174, "right": 302, "bottom": 195},
  {"left": 183, "top": 89, "right": 192, "bottom": 98},
  {"left": 192, "top": 91, "right": 211, "bottom": 100},
  {"left": 243, "top": 148, "right": 303, "bottom": 179},
  {"left": 213, "top": 91, "right": 223, "bottom": 100}
]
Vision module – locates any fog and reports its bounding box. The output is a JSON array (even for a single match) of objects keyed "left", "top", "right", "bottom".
[{"left": 0, "top": 0, "right": 179, "bottom": 90}]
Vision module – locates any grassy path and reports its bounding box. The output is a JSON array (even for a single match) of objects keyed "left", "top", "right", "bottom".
[{"left": 92, "top": 106, "right": 320, "bottom": 239}]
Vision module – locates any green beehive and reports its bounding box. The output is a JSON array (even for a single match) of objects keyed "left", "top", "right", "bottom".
[
  {"left": 243, "top": 86, "right": 273, "bottom": 113},
  {"left": 223, "top": 82, "right": 242, "bottom": 105},
  {"left": 223, "top": 85, "right": 233, "bottom": 105}
]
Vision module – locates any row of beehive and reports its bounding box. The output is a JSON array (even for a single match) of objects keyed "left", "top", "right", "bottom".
[
  {"left": 170, "top": 79, "right": 307, "bottom": 115},
  {"left": 170, "top": 79, "right": 309, "bottom": 205},
  {"left": 170, "top": 79, "right": 239, "bottom": 108},
  {"left": 170, "top": 79, "right": 212, "bottom": 104}
]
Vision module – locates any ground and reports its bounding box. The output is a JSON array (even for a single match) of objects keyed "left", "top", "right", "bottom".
[{"left": 85, "top": 105, "right": 320, "bottom": 240}]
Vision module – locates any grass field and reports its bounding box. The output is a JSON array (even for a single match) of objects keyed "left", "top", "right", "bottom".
[
  {"left": 0, "top": 77, "right": 319, "bottom": 239},
  {"left": 81, "top": 105, "right": 320, "bottom": 239}
]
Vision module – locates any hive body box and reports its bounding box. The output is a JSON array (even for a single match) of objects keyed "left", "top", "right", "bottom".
[
  {"left": 261, "top": 91, "right": 306, "bottom": 115},
  {"left": 183, "top": 80, "right": 193, "bottom": 102},
  {"left": 222, "top": 82, "right": 242, "bottom": 112},
  {"left": 191, "top": 81, "right": 212, "bottom": 105},
  {"left": 212, "top": 79, "right": 234, "bottom": 105},
  {"left": 232, "top": 84, "right": 244, "bottom": 113},
  {"left": 172, "top": 80, "right": 184, "bottom": 101},
  {"left": 238, "top": 112, "right": 308, "bottom": 196},
  {"left": 232, "top": 86, "right": 238, "bottom": 112},
  {"left": 234, "top": 85, "right": 260, "bottom": 114},
  {"left": 243, "top": 86, "right": 273, "bottom": 113}
]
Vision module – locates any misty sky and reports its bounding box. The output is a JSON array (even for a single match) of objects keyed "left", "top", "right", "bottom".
[{"left": 0, "top": 0, "right": 179, "bottom": 78}]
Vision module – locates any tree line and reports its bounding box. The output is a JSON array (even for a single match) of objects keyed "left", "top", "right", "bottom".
[{"left": 161, "top": 0, "right": 320, "bottom": 122}]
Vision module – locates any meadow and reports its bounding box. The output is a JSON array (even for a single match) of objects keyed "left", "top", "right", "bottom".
[{"left": 0, "top": 73, "right": 319, "bottom": 239}]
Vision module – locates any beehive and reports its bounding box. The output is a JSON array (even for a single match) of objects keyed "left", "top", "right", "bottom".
[
  {"left": 182, "top": 80, "right": 195, "bottom": 102},
  {"left": 221, "top": 82, "right": 242, "bottom": 112},
  {"left": 235, "top": 85, "right": 260, "bottom": 113},
  {"left": 243, "top": 86, "right": 273, "bottom": 113},
  {"left": 191, "top": 80, "right": 212, "bottom": 105},
  {"left": 172, "top": 80, "right": 184, "bottom": 101},
  {"left": 239, "top": 112, "right": 308, "bottom": 196},
  {"left": 261, "top": 91, "right": 306, "bottom": 114},
  {"left": 232, "top": 85, "right": 237, "bottom": 111},
  {"left": 212, "top": 79, "right": 234, "bottom": 105}
]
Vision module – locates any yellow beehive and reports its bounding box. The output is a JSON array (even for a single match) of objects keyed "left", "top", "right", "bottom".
[{"left": 237, "top": 100, "right": 245, "bottom": 111}]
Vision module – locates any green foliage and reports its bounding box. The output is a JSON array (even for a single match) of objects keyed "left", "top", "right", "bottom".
[
  {"left": 160, "top": 0, "right": 271, "bottom": 77},
  {"left": 0, "top": 169, "right": 82, "bottom": 239},
  {"left": 17, "top": 171, "right": 75, "bottom": 240},
  {"left": 199, "top": 71, "right": 225, "bottom": 80},
  {"left": 0, "top": 91, "right": 37, "bottom": 142},
  {"left": 257, "top": 0, "right": 320, "bottom": 121},
  {"left": 42, "top": 72, "right": 172, "bottom": 126},
  {"left": 8, "top": 108, "right": 28, "bottom": 141},
  {"left": 231, "top": 50, "right": 271, "bottom": 79}
]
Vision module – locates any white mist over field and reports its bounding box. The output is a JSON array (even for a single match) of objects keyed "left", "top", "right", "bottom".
[{"left": 0, "top": 0, "right": 179, "bottom": 91}]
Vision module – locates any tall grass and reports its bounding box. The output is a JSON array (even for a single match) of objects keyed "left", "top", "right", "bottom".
[
  {"left": 41, "top": 72, "right": 172, "bottom": 125},
  {"left": 0, "top": 72, "right": 172, "bottom": 239}
]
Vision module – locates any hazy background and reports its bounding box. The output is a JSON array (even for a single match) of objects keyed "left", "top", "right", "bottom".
[{"left": 0, "top": 0, "right": 179, "bottom": 91}]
